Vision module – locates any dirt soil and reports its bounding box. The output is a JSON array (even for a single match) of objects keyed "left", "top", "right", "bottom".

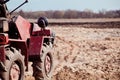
[{"left": 26, "top": 25, "right": 120, "bottom": 80}]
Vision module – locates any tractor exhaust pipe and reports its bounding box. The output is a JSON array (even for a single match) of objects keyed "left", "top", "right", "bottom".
[
  {"left": 10, "top": 0, "right": 28, "bottom": 14},
  {"left": 0, "top": 0, "right": 9, "bottom": 4}
]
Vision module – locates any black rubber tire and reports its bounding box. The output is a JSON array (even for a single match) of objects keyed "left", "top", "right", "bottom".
[
  {"left": 0, "top": 47, "right": 25, "bottom": 80},
  {"left": 32, "top": 44, "right": 53, "bottom": 80}
]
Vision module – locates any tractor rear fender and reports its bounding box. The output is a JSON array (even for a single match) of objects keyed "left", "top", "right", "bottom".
[
  {"left": 28, "top": 36, "right": 53, "bottom": 61},
  {"left": 29, "top": 29, "right": 53, "bottom": 61},
  {"left": 0, "top": 45, "right": 10, "bottom": 72},
  {"left": 0, "top": 45, "right": 6, "bottom": 72},
  {"left": 0, "top": 46, "right": 6, "bottom": 62},
  {"left": 28, "top": 36, "right": 43, "bottom": 61}
]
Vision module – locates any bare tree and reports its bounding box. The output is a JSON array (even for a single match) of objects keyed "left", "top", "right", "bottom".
[{"left": 14, "top": 9, "right": 120, "bottom": 19}]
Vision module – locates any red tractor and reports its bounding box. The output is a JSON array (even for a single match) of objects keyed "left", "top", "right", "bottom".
[{"left": 0, "top": 0, "right": 55, "bottom": 80}]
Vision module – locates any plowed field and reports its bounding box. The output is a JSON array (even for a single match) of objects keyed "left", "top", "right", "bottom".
[
  {"left": 51, "top": 26, "right": 120, "bottom": 80},
  {"left": 26, "top": 19, "right": 120, "bottom": 80}
]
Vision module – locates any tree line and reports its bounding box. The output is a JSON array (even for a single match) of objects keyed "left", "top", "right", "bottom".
[{"left": 14, "top": 9, "right": 120, "bottom": 19}]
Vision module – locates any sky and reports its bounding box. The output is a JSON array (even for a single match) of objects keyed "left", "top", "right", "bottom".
[{"left": 7, "top": 0, "right": 120, "bottom": 12}]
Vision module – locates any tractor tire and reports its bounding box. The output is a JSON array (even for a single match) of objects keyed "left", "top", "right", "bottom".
[
  {"left": 0, "top": 47, "right": 25, "bottom": 80},
  {"left": 32, "top": 43, "right": 53, "bottom": 80}
]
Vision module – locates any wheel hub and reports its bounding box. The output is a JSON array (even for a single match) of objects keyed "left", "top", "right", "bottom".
[
  {"left": 45, "top": 55, "right": 51, "bottom": 74},
  {"left": 10, "top": 63, "right": 20, "bottom": 80}
]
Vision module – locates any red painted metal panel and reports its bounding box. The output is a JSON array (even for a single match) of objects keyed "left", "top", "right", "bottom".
[
  {"left": 15, "top": 16, "right": 31, "bottom": 41},
  {"left": 0, "top": 46, "right": 5, "bottom": 62},
  {"left": 29, "top": 36, "right": 43, "bottom": 56},
  {"left": 32, "top": 29, "right": 51, "bottom": 36}
]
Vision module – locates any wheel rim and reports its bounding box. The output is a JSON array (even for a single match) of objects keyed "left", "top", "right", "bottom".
[
  {"left": 45, "top": 54, "right": 52, "bottom": 74},
  {"left": 10, "top": 63, "right": 20, "bottom": 80}
]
